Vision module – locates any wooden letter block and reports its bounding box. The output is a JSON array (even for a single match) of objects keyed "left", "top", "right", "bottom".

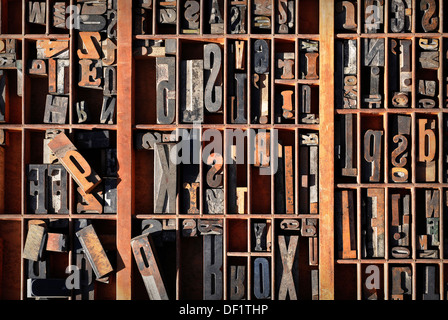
[
  {"left": 131, "top": 234, "right": 169, "bottom": 300},
  {"left": 154, "top": 143, "right": 177, "bottom": 214},
  {"left": 103, "top": 66, "right": 117, "bottom": 96},
  {"left": 23, "top": 224, "right": 46, "bottom": 261},
  {"left": 276, "top": 235, "right": 298, "bottom": 300},
  {"left": 254, "top": 131, "right": 270, "bottom": 167},
  {"left": 198, "top": 219, "right": 223, "bottom": 235},
  {"left": 336, "top": 1, "right": 357, "bottom": 31},
  {"left": 364, "top": 0, "right": 383, "bottom": 33},
  {"left": 209, "top": 0, "right": 224, "bottom": 33},
  {"left": 390, "top": 0, "right": 412, "bottom": 33},
  {"left": 29, "top": 2, "right": 46, "bottom": 25},
  {"left": 253, "top": 73, "right": 269, "bottom": 124},
  {"left": 390, "top": 115, "right": 411, "bottom": 183},
  {"left": 205, "top": 189, "right": 224, "bottom": 214},
  {"left": 390, "top": 193, "right": 410, "bottom": 258},
  {"left": 77, "top": 186, "right": 103, "bottom": 214},
  {"left": 46, "top": 233, "right": 67, "bottom": 252},
  {"left": 104, "top": 178, "right": 117, "bottom": 214},
  {"left": 253, "top": 257, "right": 270, "bottom": 299},
  {"left": 102, "top": 38, "right": 117, "bottom": 66},
  {"left": 203, "top": 234, "right": 223, "bottom": 300},
  {"left": 391, "top": 266, "right": 411, "bottom": 300},
  {"left": 27, "top": 164, "right": 47, "bottom": 214},
  {"left": 182, "top": 219, "right": 197, "bottom": 237},
  {"left": 27, "top": 279, "right": 70, "bottom": 298},
  {"left": 156, "top": 57, "right": 176, "bottom": 124},
  {"left": 336, "top": 190, "right": 357, "bottom": 259},
  {"left": 232, "top": 73, "right": 247, "bottom": 123},
  {"left": 47, "top": 132, "right": 101, "bottom": 193},
  {"left": 53, "top": 2, "right": 67, "bottom": 29},
  {"left": 277, "top": 52, "right": 294, "bottom": 79},
  {"left": 277, "top": 0, "right": 294, "bottom": 33},
  {"left": 341, "top": 114, "right": 357, "bottom": 177},
  {"left": 417, "top": 118, "right": 436, "bottom": 182},
  {"left": 229, "top": 3, "right": 246, "bottom": 34},
  {"left": 75, "top": 224, "right": 113, "bottom": 280},
  {"left": 364, "top": 188, "right": 385, "bottom": 258},
  {"left": 47, "top": 164, "right": 69, "bottom": 214},
  {"left": 284, "top": 145, "right": 294, "bottom": 214},
  {"left": 76, "top": 101, "right": 90, "bottom": 123},
  {"left": 37, "top": 40, "right": 69, "bottom": 59},
  {"left": 281, "top": 90, "right": 294, "bottom": 120},
  {"left": 183, "top": 0, "right": 200, "bottom": 32},
  {"left": 423, "top": 265, "right": 439, "bottom": 300},
  {"left": 363, "top": 129, "right": 383, "bottom": 182},
  {"left": 253, "top": 39, "right": 269, "bottom": 75},
  {"left": 253, "top": 222, "right": 267, "bottom": 251},
  {"left": 43, "top": 95, "right": 68, "bottom": 124},
  {"left": 230, "top": 265, "right": 245, "bottom": 300},
  {"left": 420, "top": 0, "right": 438, "bottom": 32},
  {"left": 78, "top": 59, "right": 102, "bottom": 88},
  {"left": 29, "top": 59, "right": 47, "bottom": 76},
  {"left": 77, "top": 32, "right": 101, "bottom": 60},
  {"left": 204, "top": 44, "right": 222, "bottom": 113},
  {"left": 100, "top": 96, "right": 116, "bottom": 124}
]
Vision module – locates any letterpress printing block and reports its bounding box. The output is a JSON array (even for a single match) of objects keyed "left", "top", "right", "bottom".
[
  {"left": 399, "top": 40, "right": 412, "bottom": 93},
  {"left": 27, "top": 278, "right": 71, "bottom": 298},
  {"left": 253, "top": 257, "right": 270, "bottom": 299},
  {"left": 156, "top": 57, "right": 176, "bottom": 124},
  {"left": 229, "top": 2, "right": 246, "bottom": 34},
  {"left": 183, "top": 0, "right": 200, "bottom": 32},
  {"left": 77, "top": 32, "right": 101, "bottom": 60},
  {"left": 203, "top": 234, "right": 223, "bottom": 300},
  {"left": 344, "top": 39, "right": 357, "bottom": 77},
  {"left": 154, "top": 143, "right": 177, "bottom": 214},
  {"left": 102, "top": 38, "right": 116, "bottom": 66},
  {"left": 277, "top": 0, "right": 294, "bottom": 33},
  {"left": 54, "top": 59, "right": 69, "bottom": 95},
  {"left": 281, "top": 90, "right": 294, "bottom": 120},
  {"left": 420, "top": 0, "right": 438, "bottom": 32},
  {"left": 300, "top": 85, "right": 318, "bottom": 124},
  {"left": 46, "top": 233, "right": 67, "bottom": 252},
  {"left": 78, "top": 59, "right": 102, "bottom": 88},
  {"left": 277, "top": 52, "right": 294, "bottom": 79},
  {"left": 391, "top": 266, "right": 411, "bottom": 299},
  {"left": 419, "top": 51, "right": 439, "bottom": 70},
  {"left": 232, "top": 73, "right": 247, "bottom": 123},
  {"left": 273, "top": 143, "right": 285, "bottom": 212},
  {"left": 16, "top": 60, "right": 23, "bottom": 97},
  {"left": 426, "top": 189, "right": 439, "bottom": 244},
  {"left": 53, "top": 2, "right": 67, "bottom": 29},
  {"left": 76, "top": 101, "right": 90, "bottom": 124},
  {"left": 280, "top": 219, "right": 299, "bottom": 231},
  {"left": 43, "top": 130, "right": 63, "bottom": 164},
  {"left": 101, "top": 148, "right": 117, "bottom": 177},
  {"left": 23, "top": 224, "right": 46, "bottom": 261},
  {"left": 417, "top": 118, "right": 436, "bottom": 182},
  {"left": 341, "top": 114, "right": 357, "bottom": 177},
  {"left": 103, "top": 178, "right": 117, "bottom": 214},
  {"left": 230, "top": 265, "right": 245, "bottom": 300},
  {"left": 390, "top": 193, "right": 411, "bottom": 258},
  {"left": 253, "top": 73, "right": 269, "bottom": 124},
  {"left": 284, "top": 145, "right": 294, "bottom": 214},
  {"left": 363, "top": 130, "right": 383, "bottom": 182},
  {"left": 36, "top": 40, "right": 69, "bottom": 59},
  {"left": 364, "top": 38, "right": 385, "bottom": 67},
  {"left": 47, "top": 164, "right": 69, "bottom": 214},
  {"left": 204, "top": 44, "right": 222, "bottom": 113},
  {"left": 77, "top": 186, "right": 103, "bottom": 214},
  {"left": 79, "top": 14, "right": 107, "bottom": 32},
  {"left": 43, "top": 95, "right": 68, "bottom": 124},
  {"left": 141, "top": 220, "right": 163, "bottom": 247},
  {"left": 423, "top": 265, "right": 439, "bottom": 300},
  {"left": 364, "top": 0, "right": 383, "bottom": 33},
  {"left": 364, "top": 189, "right": 385, "bottom": 258},
  {"left": 276, "top": 235, "right": 298, "bottom": 300},
  {"left": 103, "top": 66, "right": 117, "bottom": 96},
  {"left": 28, "top": 2, "right": 46, "bottom": 25},
  {"left": 336, "top": 190, "right": 357, "bottom": 259},
  {"left": 106, "top": 9, "right": 117, "bottom": 39},
  {"left": 253, "top": 40, "right": 269, "bottom": 75},
  {"left": 73, "top": 219, "right": 94, "bottom": 299},
  {"left": 419, "top": 80, "right": 436, "bottom": 97},
  {"left": 28, "top": 59, "right": 47, "bottom": 76},
  {"left": 302, "top": 52, "right": 319, "bottom": 80},
  {"left": 227, "top": 145, "right": 238, "bottom": 213},
  {"left": 209, "top": 0, "right": 224, "bottom": 33},
  {"left": 391, "top": 115, "right": 411, "bottom": 183},
  {"left": 159, "top": 0, "right": 177, "bottom": 24},
  {"left": 253, "top": 222, "right": 267, "bottom": 251},
  {"left": 206, "top": 153, "right": 223, "bottom": 188},
  {"left": 135, "top": 131, "right": 162, "bottom": 150},
  {"left": 100, "top": 96, "right": 116, "bottom": 124},
  {"left": 336, "top": 1, "right": 357, "bottom": 31},
  {"left": 75, "top": 224, "right": 113, "bottom": 280},
  {"left": 236, "top": 187, "right": 247, "bottom": 214},
  {"left": 131, "top": 234, "right": 169, "bottom": 300},
  {"left": 27, "top": 165, "right": 47, "bottom": 214},
  {"left": 0, "top": 71, "right": 6, "bottom": 122},
  {"left": 80, "top": 1, "right": 107, "bottom": 14},
  {"left": 182, "top": 219, "right": 197, "bottom": 237},
  {"left": 301, "top": 218, "right": 317, "bottom": 237},
  {"left": 254, "top": 131, "right": 270, "bottom": 167},
  {"left": 390, "top": 0, "right": 412, "bottom": 33},
  {"left": 27, "top": 260, "right": 48, "bottom": 279},
  {"left": 198, "top": 219, "right": 223, "bottom": 235},
  {"left": 183, "top": 181, "right": 200, "bottom": 214},
  {"left": 48, "top": 132, "right": 101, "bottom": 193},
  {"left": 134, "top": 7, "right": 148, "bottom": 34}
]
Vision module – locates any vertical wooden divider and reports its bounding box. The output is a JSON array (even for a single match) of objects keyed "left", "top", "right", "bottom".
[
  {"left": 116, "top": 0, "right": 134, "bottom": 300},
  {"left": 318, "top": 0, "right": 335, "bottom": 299}
]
